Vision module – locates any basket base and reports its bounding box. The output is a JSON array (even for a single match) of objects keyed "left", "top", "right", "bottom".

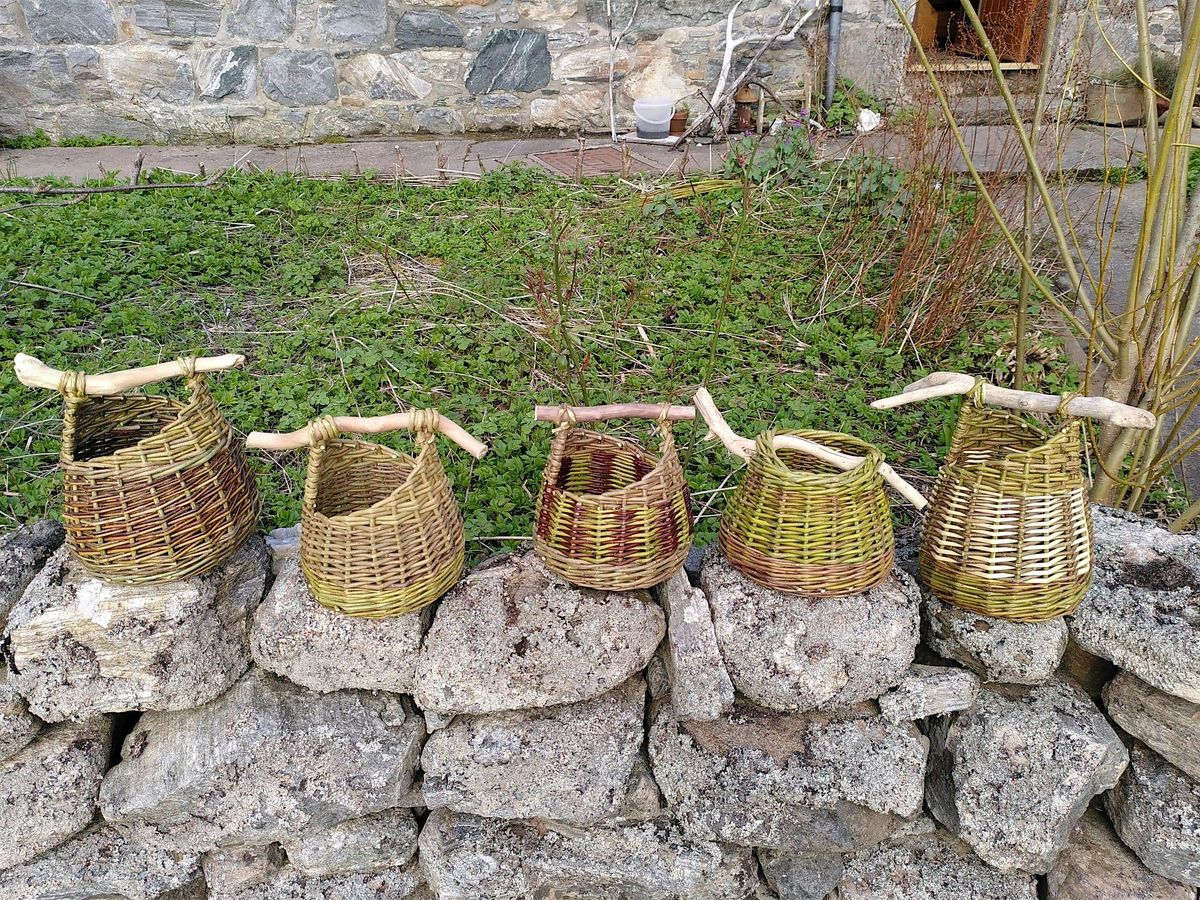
[
  {"left": 534, "top": 539, "right": 689, "bottom": 591},
  {"left": 920, "top": 557, "right": 1091, "bottom": 622},
  {"left": 302, "top": 550, "right": 463, "bottom": 618},
  {"left": 718, "top": 533, "right": 894, "bottom": 598}
]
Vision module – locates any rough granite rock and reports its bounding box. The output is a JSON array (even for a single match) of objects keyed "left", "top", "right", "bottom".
[
  {"left": 394, "top": 9, "right": 464, "bottom": 47},
  {"left": 615, "top": 752, "right": 666, "bottom": 823},
  {"left": 922, "top": 592, "right": 1068, "bottom": 684},
  {"left": 419, "top": 808, "right": 758, "bottom": 899},
  {"left": 838, "top": 828, "right": 1038, "bottom": 899},
  {"left": 414, "top": 550, "right": 664, "bottom": 715},
  {"left": 1046, "top": 807, "right": 1195, "bottom": 900},
  {"left": 317, "top": 0, "right": 386, "bottom": 42},
  {"left": 0, "top": 519, "right": 62, "bottom": 618},
  {"left": 0, "top": 668, "right": 41, "bottom": 760},
  {"left": 204, "top": 847, "right": 424, "bottom": 900},
  {"left": 134, "top": 0, "right": 221, "bottom": 36},
  {"left": 757, "top": 847, "right": 844, "bottom": 900},
  {"left": 1105, "top": 671, "right": 1200, "bottom": 782},
  {"left": 261, "top": 50, "right": 338, "bottom": 107},
  {"left": 878, "top": 664, "right": 980, "bottom": 724},
  {"left": 99, "top": 668, "right": 425, "bottom": 852},
  {"left": 0, "top": 823, "right": 202, "bottom": 900},
  {"left": 196, "top": 45, "right": 256, "bottom": 101},
  {"left": 699, "top": 549, "right": 919, "bottom": 713},
  {"left": 285, "top": 807, "right": 418, "bottom": 876},
  {"left": 1072, "top": 508, "right": 1200, "bottom": 703},
  {"left": 17, "top": 0, "right": 117, "bottom": 42},
  {"left": 0, "top": 716, "right": 112, "bottom": 868},
  {"left": 1107, "top": 743, "right": 1200, "bottom": 887},
  {"left": 926, "top": 678, "right": 1128, "bottom": 873},
  {"left": 251, "top": 557, "right": 424, "bottom": 694},
  {"left": 422, "top": 677, "right": 644, "bottom": 824},
  {"left": 6, "top": 538, "right": 268, "bottom": 722},
  {"left": 226, "top": 0, "right": 295, "bottom": 41},
  {"left": 655, "top": 570, "right": 734, "bottom": 721},
  {"left": 649, "top": 699, "right": 927, "bottom": 852},
  {"left": 264, "top": 525, "right": 300, "bottom": 575}
]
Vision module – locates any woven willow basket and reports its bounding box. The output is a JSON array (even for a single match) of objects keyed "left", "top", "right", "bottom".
[
  {"left": 299, "top": 413, "right": 463, "bottom": 617},
  {"left": 534, "top": 422, "right": 693, "bottom": 590},
  {"left": 58, "top": 362, "right": 259, "bottom": 584},
  {"left": 919, "top": 385, "right": 1092, "bottom": 622},
  {"left": 719, "top": 429, "right": 894, "bottom": 596}
]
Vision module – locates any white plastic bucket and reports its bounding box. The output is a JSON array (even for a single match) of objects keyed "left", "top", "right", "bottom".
[{"left": 633, "top": 97, "right": 674, "bottom": 139}]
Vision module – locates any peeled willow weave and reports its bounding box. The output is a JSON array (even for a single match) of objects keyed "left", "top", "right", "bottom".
[
  {"left": 919, "top": 384, "right": 1092, "bottom": 622},
  {"left": 719, "top": 429, "right": 894, "bottom": 596},
  {"left": 58, "top": 361, "right": 259, "bottom": 584},
  {"left": 534, "top": 421, "right": 693, "bottom": 590},
  {"left": 299, "top": 412, "right": 463, "bottom": 617}
]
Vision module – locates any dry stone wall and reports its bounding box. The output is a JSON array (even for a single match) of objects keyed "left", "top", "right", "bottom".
[
  {"left": 0, "top": 0, "right": 825, "bottom": 142},
  {"left": 0, "top": 506, "right": 1199, "bottom": 898}
]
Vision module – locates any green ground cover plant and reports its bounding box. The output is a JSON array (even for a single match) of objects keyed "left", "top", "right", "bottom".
[{"left": 0, "top": 162, "right": 1059, "bottom": 559}]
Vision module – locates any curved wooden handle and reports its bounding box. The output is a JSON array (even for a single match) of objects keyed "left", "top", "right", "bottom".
[
  {"left": 246, "top": 411, "right": 489, "bottom": 460},
  {"left": 871, "top": 371, "right": 1157, "bottom": 430},
  {"left": 534, "top": 403, "right": 696, "bottom": 424},
  {"left": 693, "top": 387, "right": 928, "bottom": 510},
  {"left": 14, "top": 352, "right": 245, "bottom": 395}
]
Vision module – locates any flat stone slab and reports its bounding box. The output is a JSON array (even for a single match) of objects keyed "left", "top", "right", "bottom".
[
  {"left": 649, "top": 699, "right": 927, "bottom": 852},
  {"left": 419, "top": 808, "right": 758, "bottom": 899},
  {"left": 422, "top": 677, "right": 644, "bottom": 824},
  {"left": 1046, "top": 807, "right": 1195, "bottom": 900},
  {"left": 7, "top": 538, "right": 268, "bottom": 722},
  {"left": 204, "top": 847, "right": 423, "bottom": 900},
  {"left": 414, "top": 550, "right": 664, "bottom": 715},
  {"left": 0, "top": 823, "right": 202, "bottom": 900},
  {"left": 1107, "top": 743, "right": 1200, "bottom": 888},
  {"left": 284, "top": 807, "right": 418, "bottom": 877},
  {"left": 700, "top": 549, "right": 919, "bottom": 713},
  {"left": 0, "top": 716, "right": 112, "bottom": 869},
  {"left": 655, "top": 569, "right": 734, "bottom": 721},
  {"left": 1072, "top": 508, "right": 1200, "bottom": 703},
  {"left": 838, "top": 828, "right": 1038, "bottom": 899},
  {"left": 927, "top": 679, "right": 1128, "bottom": 874},
  {"left": 0, "top": 519, "right": 62, "bottom": 619},
  {"left": 922, "top": 592, "right": 1067, "bottom": 685},
  {"left": 99, "top": 668, "right": 425, "bottom": 852},
  {"left": 878, "top": 664, "right": 980, "bottom": 724},
  {"left": 1105, "top": 671, "right": 1200, "bottom": 782},
  {"left": 251, "top": 557, "right": 424, "bottom": 694}
]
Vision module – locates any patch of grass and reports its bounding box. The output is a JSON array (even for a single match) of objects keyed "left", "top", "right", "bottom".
[
  {"left": 0, "top": 164, "right": 1057, "bottom": 559},
  {"left": 1, "top": 130, "right": 145, "bottom": 149}
]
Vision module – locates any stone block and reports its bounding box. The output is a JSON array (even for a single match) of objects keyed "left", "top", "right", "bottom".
[
  {"left": 285, "top": 807, "right": 418, "bottom": 876},
  {"left": 0, "top": 520, "right": 62, "bottom": 619},
  {"left": 262, "top": 50, "right": 338, "bottom": 107},
  {"left": 0, "top": 669, "right": 40, "bottom": 760},
  {"left": 18, "top": 0, "right": 116, "bottom": 43},
  {"left": 394, "top": 9, "right": 464, "bottom": 47},
  {"left": 1105, "top": 670, "right": 1200, "bottom": 782},
  {"left": 878, "top": 664, "right": 979, "bottom": 724},
  {"left": 465, "top": 28, "right": 551, "bottom": 93},
  {"left": 134, "top": 0, "right": 221, "bottom": 36},
  {"left": 339, "top": 52, "right": 433, "bottom": 101},
  {"left": 655, "top": 569, "right": 733, "bottom": 721},
  {"left": 6, "top": 539, "right": 267, "bottom": 722},
  {"left": 227, "top": 0, "right": 296, "bottom": 41},
  {"left": 105, "top": 46, "right": 196, "bottom": 104},
  {"left": 196, "top": 46, "right": 256, "bottom": 101},
  {"left": 318, "top": 0, "right": 387, "bottom": 43},
  {"left": 923, "top": 592, "right": 1067, "bottom": 684}
]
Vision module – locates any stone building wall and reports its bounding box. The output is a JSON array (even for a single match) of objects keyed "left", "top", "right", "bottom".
[{"left": 0, "top": 0, "right": 822, "bottom": 142}]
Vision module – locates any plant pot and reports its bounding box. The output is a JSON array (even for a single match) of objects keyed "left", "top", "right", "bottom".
[
  {"left": 1085, "top": 81, "right": 1146, "bottom": 126},
  {"left": 669, "top": 111, "right": 689, "bottom": 136}
]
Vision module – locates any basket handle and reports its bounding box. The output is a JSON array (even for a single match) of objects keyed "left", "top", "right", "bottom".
[
  {"left": 533, "top": 403, "right": 696, "bottom": 424},
  {"left": 870, "top": 371, "right": 1156, "bottom": 430},
  {"left": 693, "top": 387, "right": 928, "bottom": 510},
  {"left": 14, "top": 352, "right": 244, "bottom": 395},
  {"left": 246, "top": 411, "right": 489, "bottom": 460}
]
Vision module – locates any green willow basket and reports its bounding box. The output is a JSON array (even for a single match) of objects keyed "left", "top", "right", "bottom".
[
  {"left": 919, "top": 383, "right": 1092, "bottom": 622},
  {"left": 719, "top": 429, "right": 894, "bottom": 596}
]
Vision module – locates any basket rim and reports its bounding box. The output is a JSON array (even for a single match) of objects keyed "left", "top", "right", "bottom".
[
  {"left": 948, "top": 406, "right": 1083, "bottom": 468},
  {"left": 754, "top": 428, "right": 883, "bottom": 487},
  {"left": 547, "top": 427, "right": 675, "bottom": 502},
  {"left": 62, "top": 391, "right": 196, "bottom": 467},
  {"left": 304, "top": 436, "right": 435, "bottom": 525}
]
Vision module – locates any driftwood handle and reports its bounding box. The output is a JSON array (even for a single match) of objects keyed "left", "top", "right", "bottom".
[
  {"left": 870, "top": 371, "right": 1157, "bottom": 430},
  {"left": 533, "top": 403, "right": 696, "bottom": 424},
  {"left": 693, "top": 387, "right": 928, "bottom": 510},
  {"left": 246, "top": 411, "right": 489, "bottom": 459},
  {"left": 14, "top": 352, "right": 245, "bottom": 395}
]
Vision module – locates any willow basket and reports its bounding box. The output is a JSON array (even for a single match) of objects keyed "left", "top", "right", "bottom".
[
  {"left": 719, "top": 429, "right": 894, "bottom": 596},
  {"left": 534, "top": 423, "right": 693, "bottom": 590},
  {"left": 919, "top": 389, "right": 1092, "bottom": 622},
  {"left": 300, "top": 415, "right": 463, "bottom": 617},
  {"left": 59, "top": 364, "right": 259, "bottom": 584}
]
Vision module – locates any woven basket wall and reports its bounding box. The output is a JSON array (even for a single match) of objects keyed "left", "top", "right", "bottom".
[
  {"left": 919, "top": 389, "right": 1092, "bottom": 622},
  {"left": 299, "top": 415, "right": 463, "bottom": 617},
  {"left": 719, "top": 429, "right": 894, "bottom": 596},
  {"left": 59, "top": 365, "right": 259, "bottom": 584},
  {"left": 534, "top": 423, "right": 693, "bottom": 590}
]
